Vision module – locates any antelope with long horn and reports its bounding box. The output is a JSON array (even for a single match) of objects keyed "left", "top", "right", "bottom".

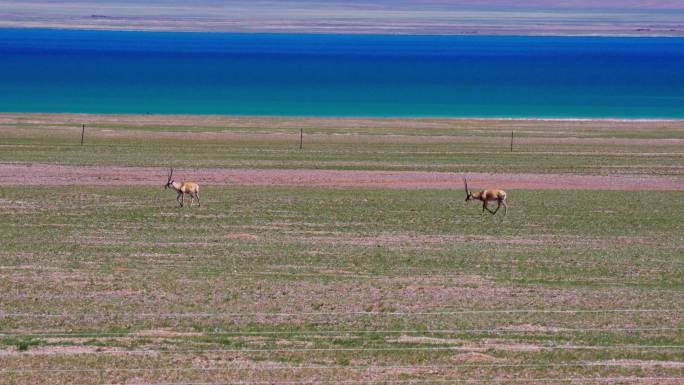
[
  {"left": 464, "top": 178, "right": 507, "bottom": 215},
  {"left": 164, "top": 168, "right": 200, "bottom": 207}
]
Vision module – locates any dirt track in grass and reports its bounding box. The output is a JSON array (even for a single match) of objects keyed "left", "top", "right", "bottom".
[{"left": 2, "top": 163, "right": 683, "bottom": 191}]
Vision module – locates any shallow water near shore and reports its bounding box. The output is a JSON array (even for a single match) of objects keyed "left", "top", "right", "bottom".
[{"left": 1, "top": 28, "right": 683, "bottom": 118}]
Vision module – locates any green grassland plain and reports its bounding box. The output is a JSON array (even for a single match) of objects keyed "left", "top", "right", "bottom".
[{"left": 0, "top": 114, "right": 683, "bottom": 384}]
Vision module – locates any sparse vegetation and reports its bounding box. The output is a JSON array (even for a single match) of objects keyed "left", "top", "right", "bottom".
[{"left": 0, "top": 114, "right": 682, "bottom": 384}]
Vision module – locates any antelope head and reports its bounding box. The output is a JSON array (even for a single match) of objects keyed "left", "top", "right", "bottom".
[{"left": 164, "top": 168, "right": 174, "bottom": 190}]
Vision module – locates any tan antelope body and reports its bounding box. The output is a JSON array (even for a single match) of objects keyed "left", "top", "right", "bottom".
[
  {"left": 165, "top": 168, "right": 200, "bottom": 207},
  {"left": 464, "top": 178, "right": 507, "bottom": 215}
]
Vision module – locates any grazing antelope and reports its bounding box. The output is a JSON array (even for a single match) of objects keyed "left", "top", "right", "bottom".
[
  {"left": 464, "top": 178, "right": 507, "bottom": 216},
  {"left": 164, "top": 168, "right": 200, "bottom": 207}
]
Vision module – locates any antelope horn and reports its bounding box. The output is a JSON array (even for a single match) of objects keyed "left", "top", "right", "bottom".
[
  {"left": 463, "top": 177, "right": 469, "bottom": 195},
  {"left": 164, "top": 168, "right": 173, "bottom": 188}
]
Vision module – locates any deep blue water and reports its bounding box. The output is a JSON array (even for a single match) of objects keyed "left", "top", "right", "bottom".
[{"left": 1, "top": 28, "right": 683, "bottom": 118}]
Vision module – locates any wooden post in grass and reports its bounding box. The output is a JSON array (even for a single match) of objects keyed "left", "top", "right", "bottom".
[
  {"left": 510, "top": 131, "right": 514, "bottom": 152},
  {"left": 81, "top": 124, "right": 85, "bottom": 145},
  {"left": 300, "top": 128, "right": 303, "bottom": 150}
]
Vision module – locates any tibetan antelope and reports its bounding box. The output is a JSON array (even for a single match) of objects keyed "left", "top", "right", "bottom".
[
  {"left": 164, "top": 168, "right": 200, "bottom": 207},
  {"left": 464, "top": 178, "right": 507, "bottom": 216}
]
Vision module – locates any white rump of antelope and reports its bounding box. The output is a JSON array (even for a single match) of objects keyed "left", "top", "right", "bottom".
[
  {"left": 164, "top": 168, "right": 200, "bottom": 207},
  {"left": 464, "top": 178, "right": 507, "bottom": 215}
]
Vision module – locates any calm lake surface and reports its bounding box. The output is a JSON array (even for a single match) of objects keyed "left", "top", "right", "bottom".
[{"left": 1, "top": 28, "right": 683, "bottom": 118}]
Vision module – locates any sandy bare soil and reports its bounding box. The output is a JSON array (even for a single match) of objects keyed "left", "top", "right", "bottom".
[{"left": 2, "top": 163, "right": 683, "bottom": 191}]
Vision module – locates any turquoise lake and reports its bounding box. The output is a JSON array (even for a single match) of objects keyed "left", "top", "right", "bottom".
[{"left": 1, "top": 28, "right": 683, "bottom": 118}]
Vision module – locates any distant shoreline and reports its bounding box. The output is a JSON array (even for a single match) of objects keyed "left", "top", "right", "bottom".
[
  {"left": 1, "top": 24, "right": 683, "bottom": 38},
  {"left": 4, "top": 26, "right": 684, "bottom": 39},
  {"left": 3, "top": 112, "right": 683, "bottom": 123},
  {"left": 4, "top": 0, "right": 684, "bottom": 37}
]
